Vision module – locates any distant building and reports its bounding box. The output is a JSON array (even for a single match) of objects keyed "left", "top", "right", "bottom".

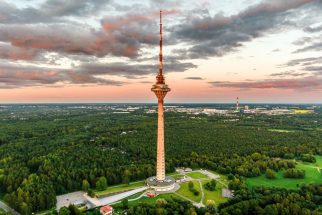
[{"left": 100, "top": 205, "right": 113, "bottom": 215}]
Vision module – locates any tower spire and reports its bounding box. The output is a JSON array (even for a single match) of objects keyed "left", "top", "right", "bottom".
[{"left": 157, "top": 10, "right": 164, "bottom": 84}]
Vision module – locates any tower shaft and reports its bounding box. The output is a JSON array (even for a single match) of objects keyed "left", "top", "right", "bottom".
[{"left": 156, "top": 98, "right": 165, "bottom": 181}]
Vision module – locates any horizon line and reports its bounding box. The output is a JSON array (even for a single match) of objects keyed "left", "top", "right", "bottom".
[{"left": 0, "top": 102, "right": 321, "bottom": 105}]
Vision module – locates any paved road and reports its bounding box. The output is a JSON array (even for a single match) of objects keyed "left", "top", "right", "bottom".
[
  {"left": 0, "top": 201, "right": 20, "bottom": 215},
  {"left": 85, "top": 187, "right": 147, "bottom": 207}
]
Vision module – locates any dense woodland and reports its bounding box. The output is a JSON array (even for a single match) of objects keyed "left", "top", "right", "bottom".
[{"left": 0, "top": 104, "right": 321, "bottom": 214}]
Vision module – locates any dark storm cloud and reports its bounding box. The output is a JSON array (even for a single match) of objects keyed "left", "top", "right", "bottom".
[
  {"left": 0, "top": 63, "right": 123, "bottom": 88},
  {"left": 174, "top": 0, "right": 317, "bottom": 59},
  {"left": 209, "top": 76, "right": 322, "bottom": 89}
]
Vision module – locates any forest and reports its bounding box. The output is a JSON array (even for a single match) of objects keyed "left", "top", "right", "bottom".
[{"left": 0, "top": 104, "right": 321, "bottom": 214}]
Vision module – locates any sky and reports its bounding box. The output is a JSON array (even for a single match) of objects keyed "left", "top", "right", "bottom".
[{"left": 0, "top": 0, "right": 322, "bottom": 103}]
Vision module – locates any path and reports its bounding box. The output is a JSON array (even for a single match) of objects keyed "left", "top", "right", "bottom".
[
  {"left": 174, "top": 193, "right": 203, "bottom": 208},
  {"left": 197, "top": 179, "right": 205, "bottom": 207},
  {"left": 0, "top": 200, "right": 20, "bottom": 215}
]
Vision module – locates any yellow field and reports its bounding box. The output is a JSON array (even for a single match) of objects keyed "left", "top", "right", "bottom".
[{"left": 293, "top": 110, "right": 313, "bottom": 114}]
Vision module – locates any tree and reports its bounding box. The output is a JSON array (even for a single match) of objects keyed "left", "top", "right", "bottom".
[
  {"left": 68, "top": 205, "right": 82, "bottom": 215},
  {"left": 82, "top": 179, "right": 90, "bottom": 191},
  {"left": 188, "top": 181, "right": 194, "bottom": 189},
  {"left": 122, "top": 198, "right": 129, "bottom": 209},
  {"left": 266, "top": 169, "right": 276, "bottom": 179},
  {"left": 204, "top": 179, "right": 217, "bottom": 191},
  {"left": 122, "top": 170, "right": 131, "bottom": 185},
  {"left": 87, "top": 189, "right": 95, "bottom": 198},
  {"left": 59, "top": 207, "right": 71, "bottom": 215},
  {"left": 96, "top": 177, "right": 107, "bottom": 191}
]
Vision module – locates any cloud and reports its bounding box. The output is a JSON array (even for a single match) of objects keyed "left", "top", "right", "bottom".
[
  {"left": 185, "top": 77, "right": 204, "bottom": 80},
  {"left": 304, "top": 24, "right": 322, "bottom": 33},
  {"left": 283, "top": 57, "right": 322, "bottom": 67},
  {"left": 174, "top": 0, "right": 316, "bottom": 59},
  {"left": 294, "top": 41, "right": 322, "bottom": 53},
  {"left": 78, "top": 59, "right": 196, "bottom": 78},
  {"left": 209, "top": 76, "right": 322, "bottom": 89},
  {"left": 0, "top": 57, "right": 195, "bottom": 88},
  {"left": 0, "top": 43, "right": 40, "bottom": 60},
  {"left": 0, "top": 63, "right": 123, "bottom": 88},
  {"left": 0, "top": 0, "right": 110, "bottom": 24},
  {"left": 0, "top": 22, "right": 153, "bottom": 58},
  {"left": 269, "top": 70, "right": 308, "bottom": 77},
  {"left": 42, "top": 0, "right": 109, "bottom": 17}
]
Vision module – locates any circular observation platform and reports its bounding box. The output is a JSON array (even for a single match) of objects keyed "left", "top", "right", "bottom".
[{"left": 146, "top": 176, "right": 176, "bottom": 192}]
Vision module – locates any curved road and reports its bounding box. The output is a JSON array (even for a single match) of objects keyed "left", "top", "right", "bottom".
[{"left": 0, "top": 201, "right": 20, "bottom": 215}]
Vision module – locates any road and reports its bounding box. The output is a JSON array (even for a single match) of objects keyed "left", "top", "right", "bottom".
[
  {"left": 0, "top": 201, "right": 20, "bottom": 215},
  {"left": 85, "top": 187, "right": 147, "bottom": 207}
]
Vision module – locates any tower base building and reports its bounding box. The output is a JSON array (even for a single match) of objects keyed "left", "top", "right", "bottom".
[{"left": 146, "top": 176, "right": 175, "bottom": 192}]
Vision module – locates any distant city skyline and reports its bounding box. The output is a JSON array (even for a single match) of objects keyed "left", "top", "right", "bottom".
[{"left": 0, "top": 0, "right": 322, "bottom": 103}]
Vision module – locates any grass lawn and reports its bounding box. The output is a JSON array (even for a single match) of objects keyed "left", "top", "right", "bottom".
[
  {"left": 202, "top": 179, "right": 228, "bottom": 206},
  {"left": 208, "top": 170, "right": 229, "bottom": 186},
  {"left": 95, "top": 181, "right": 145, "bottom": 196},
  {"left": 186, "top": 171, "right": 209, "bottom": 179},
  {"left": 171, "top": 174, "right": 185, "bottom": 180},
  {"left": 114, "top": 193, "right": 183, "bottom": 207},
  {"left": 247, "top": 161, "right": 322, "bottom": 189},
  {"left": 176, "top": 181, "right": 202, "bottom": 202},
  {"left": 314, "top": 156, "right": 322, "bottom": 168}
]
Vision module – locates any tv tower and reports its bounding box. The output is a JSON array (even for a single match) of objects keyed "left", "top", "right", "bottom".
[{"left": 147, "top": 10, "right": 175, "bottom": 192}]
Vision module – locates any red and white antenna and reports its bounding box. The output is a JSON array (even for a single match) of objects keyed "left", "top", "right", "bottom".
[
  {"left": 156, "top": 10, "right": 164, "bottom": 84},
  {"left": 236, "top": 97, "right": 239, "bottom": 111}
]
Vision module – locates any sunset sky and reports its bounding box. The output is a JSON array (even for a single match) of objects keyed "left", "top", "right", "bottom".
[{"left": 0, "top": 0, "right": 322, "bottom": 103}]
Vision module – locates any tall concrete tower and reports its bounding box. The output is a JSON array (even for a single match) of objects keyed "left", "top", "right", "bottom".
[
  {"left": 151, "top": 10, "right": 170, "bottom": 182},
  {"left": 147, "top": 10, "right": 175, "bottom": 192}
]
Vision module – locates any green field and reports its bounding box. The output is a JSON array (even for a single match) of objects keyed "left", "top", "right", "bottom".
[
  {"left": 202, "top": 180, "right": 227, "bottom": 205},
  {"left": 95, "top": 181, "right": 145, "bottom": 196},
  {"left": 247, "top": 160, "right": 322, "bottom": 189},
  {"left": 186, "top": 171, "right": 209, "bottom": 179},
  {"left": 171, "top": 174, "right": 185, "bottom": 180},
  {"left": 176, "top": 181, "right": 202, "bottom": 202}
]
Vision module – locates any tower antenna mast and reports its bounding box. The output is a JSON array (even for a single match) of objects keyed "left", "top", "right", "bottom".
[{"left": 157, "top": 10, "right": 164, "bottom": 84}]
